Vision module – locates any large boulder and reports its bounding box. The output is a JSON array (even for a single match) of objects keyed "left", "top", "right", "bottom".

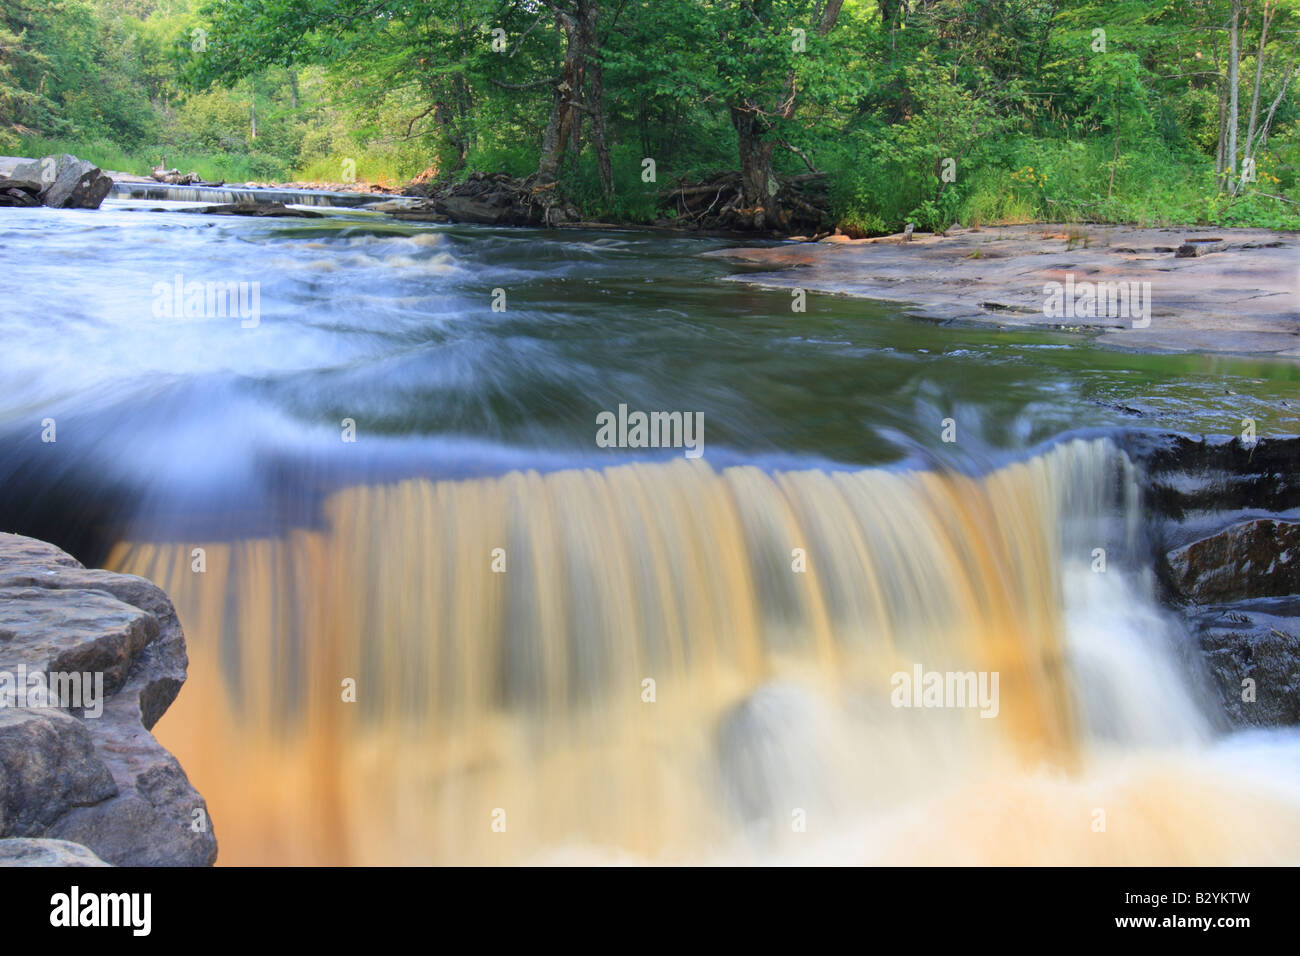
[
  {"left": 0, "top": 533, "right": 216, "bottom": 865},
  {"left": 5, "top": 154, "right": 113, "bottom": 209}
]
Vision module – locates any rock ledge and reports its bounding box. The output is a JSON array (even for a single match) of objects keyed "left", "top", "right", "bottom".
[{"left": 0, "top": 533, "right": 216, "bottom": 865}]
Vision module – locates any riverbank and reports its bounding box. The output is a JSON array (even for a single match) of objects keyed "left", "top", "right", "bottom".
[
  {"left": 708, "top": 224, "right": 1300, "bottom": 357},
  {"left": 0, "top": 155, "right": 398, "bottom": 196}
]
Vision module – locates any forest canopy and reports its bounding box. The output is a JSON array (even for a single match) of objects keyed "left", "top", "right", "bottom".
[{"left": 4, "top": 0, "right": 1300, "bottom": 232}]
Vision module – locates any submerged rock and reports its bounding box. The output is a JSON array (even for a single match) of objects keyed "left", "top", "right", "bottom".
[
  {"left": 181, "top": 201, "right": 323, "bottom": 218},
  {"left": 0, "top": 533, "right": 216, "bottom": 865}
]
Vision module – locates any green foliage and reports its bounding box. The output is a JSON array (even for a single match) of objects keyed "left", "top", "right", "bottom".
[{"left": 2, "top": 0, "right": 1298, "bottom": 233}]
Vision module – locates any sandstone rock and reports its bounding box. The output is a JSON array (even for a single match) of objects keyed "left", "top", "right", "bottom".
[
  {"left": 1175, "top": 238, "right": 1227, "bottom": 257},
  {"left": 0, "top": 533, "right": 216, "bottom": 865},
  {"left": 0, "top": 837, "right": 109, "bottom": 866},
  {"left": 1168, "top": 519, "right": 1300, "bottom": 604},
  {"left": 0, "top": 709, "right": 117, "bottom": 835},
  {"left": 10, "top": 154, "right": 113, "bottom": 209},
  {"left": 0, "top": 587, "right": 158, "bottom": 700}
]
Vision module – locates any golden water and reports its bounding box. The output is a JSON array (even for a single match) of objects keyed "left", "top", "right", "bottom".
[{"left": 107, "top": 439, "right": 1300, "bottom": 864}]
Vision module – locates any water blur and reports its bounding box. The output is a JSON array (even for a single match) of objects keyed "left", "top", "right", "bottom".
[{"left": 2, "top": 198, "right": 1299, "bottom": 864}]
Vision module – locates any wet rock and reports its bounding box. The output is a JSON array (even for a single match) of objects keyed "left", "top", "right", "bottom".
[
  {"left": 0, "top": 837, "right": 109, "bottom": 866},
  {"left": 0, "top": 533, "right": 216, "bottom": 865},
  {"left": 1117, "top": 433, "right": 1300, "bottom": 727},
  {"left": 369, "top": 198, "right": 424, "bottom": 214},
  {"left": 1116, "top": 433, "right": 1300, "bottom": 520},
  {"left": 9, "top": 154, "right": 113, "bottom": 209},
  {"left": 151, "top": 169, "right": 219, "bottom": 186},
  {"left": 1190, "top": 601, "right": 1300, "bottom": 727},
  {"left": 1168, "top": 519, "right": 1300, "bottom": 603},
  {"left": 180, "top": 201, "right": 323, "bottom": 218},
  {"left": 707, "top": 225, "right": 1300, "bottom": 355}
]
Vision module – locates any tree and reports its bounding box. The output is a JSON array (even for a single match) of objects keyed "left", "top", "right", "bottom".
[{"left": 711, "top": 0, "right": 846, "bottom": 228}]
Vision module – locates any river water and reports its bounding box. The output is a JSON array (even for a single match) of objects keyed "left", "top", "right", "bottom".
[{"left": 2, "top": 198, "right": 1299, "bottom": 864}]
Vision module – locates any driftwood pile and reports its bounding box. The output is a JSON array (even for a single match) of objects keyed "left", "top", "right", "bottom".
[
  {"left": 398, "top": 171, "right": 580, "bottom": 226},
  {"left": 388, "top": 168, "right": 831, "bottom": 236},
  {"left": 151, "top": 168, "right": 224, "bottom": 187},
  {"left": 661, "top": 171, "right": 831, "bottom": 235}
]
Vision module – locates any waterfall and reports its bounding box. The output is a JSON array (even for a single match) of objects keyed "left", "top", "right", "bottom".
[
  {"left": 106, "top": 438, "right": 1300, "bottom": 864},
  {"left": 109, "top": 182, "right": 381, "bottom": 208}
]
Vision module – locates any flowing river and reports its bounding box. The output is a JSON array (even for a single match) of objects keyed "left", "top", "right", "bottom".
[{"left": 2, "top": 198, "right": 1300, "bottom": 864}]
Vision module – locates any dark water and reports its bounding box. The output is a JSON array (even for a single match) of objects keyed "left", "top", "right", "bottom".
[{"left": 0, "top": 198, "right": 1297, "bottom": 552}]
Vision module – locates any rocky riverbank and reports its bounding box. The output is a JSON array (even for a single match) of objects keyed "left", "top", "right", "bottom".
[
  {"left": 1118, "top": 433, "right": 1300, "bottom": 726},
  {"left": 0, "top": 534, "right": 216, "bottom": 866},
  {"left": 0, "top": 155, "right": 113, "bottom": 209},
  {"left": 709, "top": 224, "right": 1300, "bottom": 356}
]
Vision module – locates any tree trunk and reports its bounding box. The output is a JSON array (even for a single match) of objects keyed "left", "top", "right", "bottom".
[
  {"left": 727, "top": 0, "right": 843, "bottom": 228},
  {"left": 579, "top": 0, "right": 612, "bottom": 197},
  {"left": 1244, "top": 1, "right": 1271, "bottom": 151},
  {"left": 1226, "top": 0, "right": 1241, "bottom": 191},
  {"left": 453, "top": 73, "right": 473, "bottom": 165},
  {"left": 1239, "top": 0, "right": 1275, "bottom": 191},
  {"left": 536, "top": 8, "right": 580, "bottom": 186},
  {"left": 536, "top": 1, "right": 607, "bottom": 191},
  {"left": 1215, "top": 72, "right": 1228, "bottom": 181},
  {"left": 731, "top": 106, "right": 779, "bottom": 224}
]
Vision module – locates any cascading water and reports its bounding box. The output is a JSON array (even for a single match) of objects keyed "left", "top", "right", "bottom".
[
  {"left": 105, "top": 439, "right": 1300, "bottom": 865},
  {"left": 109, "top": 182, "right": 382, "bottom": 207}
]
